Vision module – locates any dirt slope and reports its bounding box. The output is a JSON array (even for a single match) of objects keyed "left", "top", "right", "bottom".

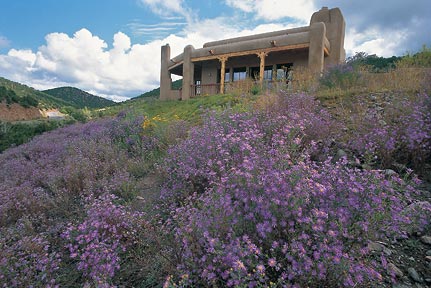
[{"left": 0, "top": 102, "right": 43, "bottom": 122}]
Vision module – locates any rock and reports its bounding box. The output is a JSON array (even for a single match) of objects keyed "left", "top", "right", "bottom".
[
  {"left": 425, "top": 256, "right": 431, "bottom": 262},
  {"left": 426, "top": 250, "right": 431, "bottom": 256},
  {"left": 401, "top": 201, "right": 431, "bottom": 235},
  {"left": 368, "top": 241, "right": 384, "bottom": 252},
  {"left": 384, "top": 169, "right": 397, "bottom": 177},
  {"left": 383, "top": 246, "right": 393, "bottom": 256},
  {"left": 407, "top": 267, "right": 423, "bottom": 283},
  {"left": 333, "top": 149, "right": 347, "bottom": 162},
  {"left": 420, "top": 236, "right": 431, "bottom": 245},
  {"left": 425, "top": 278, "right": 431, "bottom": 284},
  {"left": 392, "top": 284, "right": 411, "bottom": 288},
  {"left": 388, "top": 263, "right": 404, "bottom": 278}
]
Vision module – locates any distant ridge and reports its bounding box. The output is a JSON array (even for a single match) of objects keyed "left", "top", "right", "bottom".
[
  {"left": 0, "top": 77, "right": 72, "bottom": 108},
  {"left": 43, "top": 87, "right": 115, "bottom": 109},
  {"left": 132, "top": 79, "right": 182, "bottom": 100}
]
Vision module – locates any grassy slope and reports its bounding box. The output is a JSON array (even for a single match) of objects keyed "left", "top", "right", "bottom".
[
  {"left": 43, "top": 87, "right": 115, "bottom": 109},
  {"left": 98, "top": 93, "right": 253, "bottom": 124}
]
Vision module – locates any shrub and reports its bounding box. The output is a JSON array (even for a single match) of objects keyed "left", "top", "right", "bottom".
[
  {"left": 345, "top": 93, "right": 431, "bottom": 170},
  {"left": 62, "top": 194, "right": 147, "bottom": 286},
  {"left": 0, "top": 235, "right": 61, "bottom": 287},
  {"left": 397, "top": 45, "right": 431, "bottom": 68},
  {"left": 320, "top": 63, "right": 363, "bottom": 90},
  {"left": 161, "top": 92, "right": 422, "bottom": 287},
  {"left": 18, "top": 95, "right": 39, "bottom": 108},
  {"left": 0, "top": 115, "right": 161, "bottom": 286}
]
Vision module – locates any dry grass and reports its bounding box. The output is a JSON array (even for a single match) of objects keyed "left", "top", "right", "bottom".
[
  {"left": 289, "top": 66, "right": 319, "bottom": 93},
  {"left": 316, "top": 66, "right": 430, "bottom": 107},
  {"left": 226, "top": 78, "right": 256, "bottom": 96},
  {"left": 362, "top": 67, "right": 430, "bottom": 92}
]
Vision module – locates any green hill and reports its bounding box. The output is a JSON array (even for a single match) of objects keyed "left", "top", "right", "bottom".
[
  {"left": 0, "top": 77, "right": 73, "bottom": 109},
  {"left": 43, "top": 87, "right": 115, "bottom": 109},
  {"left": 131, "top": 79, "right": 182, "bottom": 100}
]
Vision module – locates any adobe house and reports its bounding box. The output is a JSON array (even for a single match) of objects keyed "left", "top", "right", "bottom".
[{"left": 160, "top": 7, "right": 345, "bottom": 100}]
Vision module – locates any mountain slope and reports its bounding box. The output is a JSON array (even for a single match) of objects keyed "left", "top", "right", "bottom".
[
  {"left": 0, "top": 77, "right": 73, "bottom": 108},
  {"left": 43, "top": 87, "right": 115, "bottom": 109},
  {"left": 131, "top": 79, "right": 182, "bottom": 100}
]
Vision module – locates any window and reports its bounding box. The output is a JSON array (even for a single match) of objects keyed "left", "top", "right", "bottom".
[
  {"left": 263, "top": 66, "right": 273, "bottom": 80},
  {"left": 225, "top": 71, "right": 230, "bottom": 82},
  {"left": 195, "top": 80, "right": 201, "bottom": 95},
  {"left": 276, "top": 63, "right": 293, "bottom": 80},
  {"left": 233, "top": 67, "right": 246, "bottom": 81}
]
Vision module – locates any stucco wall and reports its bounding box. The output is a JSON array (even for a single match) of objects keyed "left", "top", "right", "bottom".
[{"left": 201, "top": 61, "right": 218, "bottom": 85}]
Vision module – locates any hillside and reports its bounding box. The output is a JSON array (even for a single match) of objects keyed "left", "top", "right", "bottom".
[
  {"left": 43, "top": 86, "right": 114, "bottom": 109},
  {"left": 131, "top": 79, "right": 182, "bottom": 100},
  {"left": 0, "top": 50, "right": 430, "bottom": 287},
  {"left": 0, "top": 77, "right": 73, "bottom": 109}
]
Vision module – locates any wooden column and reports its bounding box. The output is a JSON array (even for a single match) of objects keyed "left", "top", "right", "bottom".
[
  {"left": 257, "top": 51, "right": 268, "bottom": 87},
  {"left": 219, "top": 56, "right": 228, "bottom": 94}
]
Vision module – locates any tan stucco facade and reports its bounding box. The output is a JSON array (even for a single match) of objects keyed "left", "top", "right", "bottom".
[{"left": 160, "top": 7, "right": 345, "bottom": 100}]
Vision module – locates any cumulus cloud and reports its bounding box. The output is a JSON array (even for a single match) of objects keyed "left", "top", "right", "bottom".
[
  {"left": 0, "top": 29, "right": 161, "bottom": 99},
  {"left": 344, "top": 27, "right": 409, "bottom": 57},
  {"left": 314, "top": 0, "right": 431, "bottom": 55}
]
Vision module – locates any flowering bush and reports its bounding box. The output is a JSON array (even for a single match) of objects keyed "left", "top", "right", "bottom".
[
  {"left": 62, "top": 194, "right": 146, "bottom": 286},
  {"left": 161, "top": 93, "right": 421, "bottom": 287},
  {"left": 0, "top": 89, "right": 429, "bottom": 287},
  {"left": 0, "top": 113, "right": 157, "bottom": 286},
  {"left": 0, "top": 235, "right": 61, "bottom": 287},
  {"left": 346, "top": 93, "right": 431, "bottom": 170}
]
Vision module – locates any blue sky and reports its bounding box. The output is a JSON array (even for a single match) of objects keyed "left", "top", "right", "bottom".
[{"left": 0, "top": 0, "right": 430, "bottom": 101}]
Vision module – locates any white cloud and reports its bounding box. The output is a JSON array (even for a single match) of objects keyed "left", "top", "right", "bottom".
[
  {"left": 139, "top": 0, "right": 191, "bottom": 20},
  {"left": 8, "top": 49, "right": 36, "bottom": 66},
  {"left": 345, "top": 27, "right": 409, "bottom": 57},
  {"left": 225, "top": 0, "right": 254, "bottom": 13},
  {"left": 0, "top": 29, "right": 161, "bottom": 98},
  {"left": 225, "top": 0, "right": 316, "bottom": 22},
  {"left": 127, "top": 21, "right": 186, "bottom": 37}
]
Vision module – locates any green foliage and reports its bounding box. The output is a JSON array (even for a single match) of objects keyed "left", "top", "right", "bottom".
[
  {"left": 319, "top": 63, "right": 362, "bottom": 90},
  {"left": 397, "top": 45, "right": 431, "bottom": 68},
  {"left": 0, "top": 86, "right": 39, "bottom": 108},
  {"left": 18, "top": 95, "right": 39, "bottom": 108},
  {"left": 0, "top": 120, "right": 69, "bottom": 152},
  {"left": 347, "top": 52, "right": 401, "bottom": 72},
  {"left": 60, "top": 106, "right": 88, "bottom": 122},
  {"left": 250, "top": 84, "right": 261, "bottom": 95},
  {"left": 43, "top": 86, "right": 115, "bottom": 109},
  {"left": 0, "top": 86, "right": 19, "bottom": 105}
]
